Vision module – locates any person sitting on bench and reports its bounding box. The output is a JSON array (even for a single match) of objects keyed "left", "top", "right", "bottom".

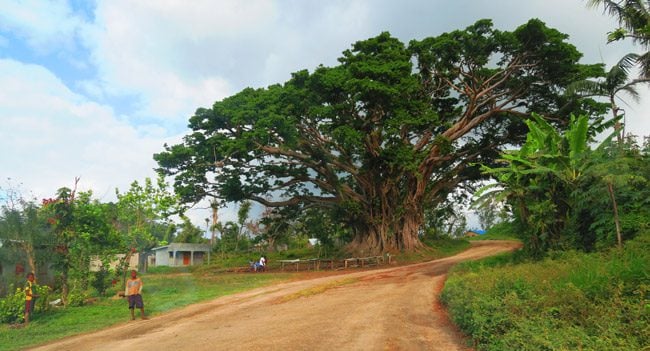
[{"left": 253, "top": 255, "right": 266, "bottom": 272}]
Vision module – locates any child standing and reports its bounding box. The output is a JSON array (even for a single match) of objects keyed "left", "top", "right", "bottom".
[{"left": 24, "top": 272, "right": 39, "bottom": 325}]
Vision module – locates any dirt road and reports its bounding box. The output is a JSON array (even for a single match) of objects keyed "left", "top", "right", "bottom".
[{"left": 29, "top": 241, "right": 520, "bottom": 351}]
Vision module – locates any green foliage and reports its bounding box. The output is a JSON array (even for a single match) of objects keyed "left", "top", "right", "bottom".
[
  {"left": 0, "top": 182, "right": 53, "bottom": 283},
  {"left": 480, "top": 111, "right": 650, "bottom": 255},
  {"left": 468, "top": 221, "right": 520, "bottom": 241},
  {"left": 480, "top": 113, "right": 594, "bottom": 254},
  {"left": 173, "top": 217, "right": 207, "bottom": 244},
  {"left": 0, "top": 285, "right": 24, "bottom": 323},
  {"left": 65, "top": 289, "right": 89, "bottom": 307},
  {"left": 417, "top": 238, "right": 471, "bottom": 258},
  {"left": 90, "top": 266, "right": 113, "bottom": 296},
  {"left": 156, "top": 19, "right": 599, "bottom": 253},
  {"left": 115, "top": 176, "right": 179, "bottom": 250},
  {"left": 573, "top": 138, "right": 650, "bottom": 249},
  {"left": 587, "top": 1, "right": 650, "bottom": 49},
  {"left": 442, "top": 233, "right": 650, "bottom": 350},
  {"left": 41, "top": 186, "right": 127, "bottom": 305},
  {"left": 0, "top": 284, "right": 51, "bottom": 324}
]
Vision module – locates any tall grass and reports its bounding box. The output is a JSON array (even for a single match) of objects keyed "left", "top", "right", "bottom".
[{"left": 441, "top": 233, "right": 649, "bottom": 351}]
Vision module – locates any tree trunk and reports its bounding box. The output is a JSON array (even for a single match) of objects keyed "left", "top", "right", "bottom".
[
  {"left": 348, "top": 199, "right": 424, "bottom": 254},
  {"left": 211, "top": 206, "right": 218, "bottom": 246},
  {"left": 349, "top": 222, "right": 389, "bottom": 255},
  {"left": 21, "top": 242, "right": 37, "bottom": 276},
  {"left": 607, "top": 181, "right": 623, "bottom": 248},
  {"left": 398, "top": 211, "right": 424, "bottom": 251},
  {"left": 611, "top": 97, "right": 624, "bottom": 144},
  {"left": 61, "top": 266, "right": 69, "bottom": 306}
]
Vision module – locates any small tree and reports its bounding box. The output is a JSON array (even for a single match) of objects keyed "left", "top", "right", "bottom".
[
  {"left": 174, "top": 217, "right": 207, "bottom": 244},
  {"left": 115, "top": 176, "right": 179, "bottom": 251},
  {"left": 0, "top": 183, "right": 44, "bottom": 276}
]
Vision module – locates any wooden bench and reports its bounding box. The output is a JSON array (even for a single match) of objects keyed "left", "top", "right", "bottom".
[{"left": 278, "top": 259, "right": 301, "bottom": 271}]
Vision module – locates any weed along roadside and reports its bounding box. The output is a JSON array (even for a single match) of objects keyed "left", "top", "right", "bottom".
[{"left": 442, "top": 232, "right": 650, "bottom": 351}]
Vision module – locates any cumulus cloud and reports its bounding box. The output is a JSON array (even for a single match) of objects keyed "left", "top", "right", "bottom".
[
  {"left": 0, "top": 0, "right": 86, "bottom": 54},
  {"left": 76, "top": 0, "right": 380, "bottom": 127},
  {"left": 1, "top": 0, "right": 649, "bottom": 232},
  {"left": 0, "top": 59, "right": 179, "bottom": 201},
  {"left": 81, "top": 0, "right": 277, "bottom": 123}
]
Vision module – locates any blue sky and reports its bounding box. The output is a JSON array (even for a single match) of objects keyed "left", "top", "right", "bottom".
[{"left": 1, "top": 0, "right": 648, "bottom": 227}]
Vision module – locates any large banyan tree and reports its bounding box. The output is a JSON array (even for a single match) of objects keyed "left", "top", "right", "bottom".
[{"left": 155, "top": 19, "right": 603, "bottom": 253}]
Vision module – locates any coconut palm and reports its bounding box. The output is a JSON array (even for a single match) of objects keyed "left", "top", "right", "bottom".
[
  {"left": 567, "top": 53, "right": 649, "bottom": 142},
  {"left": 587, "top": 0, "right": 650, "bottom": 77}
]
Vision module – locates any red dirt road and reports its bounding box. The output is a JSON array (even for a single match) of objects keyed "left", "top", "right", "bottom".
[{"left": 29, "top": 241, "right": 520, "bottom": 351}]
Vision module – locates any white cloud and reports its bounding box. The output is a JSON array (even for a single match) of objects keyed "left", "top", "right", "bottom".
[
  {"left": 2, "top": 0, "right": 649, "bottom": 233},
  {"left": 0, "top": 0, "right": 86, "bottom": 54},
  {"left": 76, "top": 0, "right": 379, "bottom": 126},
  {"left": 0, "top": 59, "right": 179, "bottom": 201},
  {"left": 80, "top": 0, "right": 280, "bottom": 122}
]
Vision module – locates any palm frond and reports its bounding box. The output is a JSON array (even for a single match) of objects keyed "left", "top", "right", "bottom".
[
  {"left": 565, "top": 79, "right": 605, "bottom": 97},
  {"left": 615, "top": 52, "right": 640, "bottom": 74},
  {"left": 615, "top": 84, "right": 642, "bottom": 102},
  {"left": 637, "top": 51, "right": 650, "bottom": 78},
  {"left": 587, "top": 0, "right": 627, "bottom": 25}
]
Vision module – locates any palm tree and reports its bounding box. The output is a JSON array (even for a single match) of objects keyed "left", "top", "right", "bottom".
[
  {"left": 587, "top": 0, "right": 650, "bottom": 77},
  {"left": 567, "top": 54, "right": 649, "bottom": 142}
]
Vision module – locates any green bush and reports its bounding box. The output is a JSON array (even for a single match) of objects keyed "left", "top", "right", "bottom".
[
  {"left": 32, "top": 285, "right": 52, "bottom": 314},
  {"left": 0, "top": 284, "right": 51, "bottom": 323},
  {"left": 66, "top": 288, "right": 89, "bottom": 307},
  {"left": 441, "top": 233, "right": 649, "bottom": 350},
  {"left": 0, "top": 285, "right": 24, "bottom": 323},
  {"left": 90, "top": 267, "right": 113, "bottom": 296}
]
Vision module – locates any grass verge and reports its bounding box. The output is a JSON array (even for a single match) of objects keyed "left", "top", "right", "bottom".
[{"left": 441, "top": 233, "right": 649, "bottom": 351}]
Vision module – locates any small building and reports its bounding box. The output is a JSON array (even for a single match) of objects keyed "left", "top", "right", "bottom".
[
  {"left": 149, "top": 243, "right": 211, "bottom": 267},
  {"left": 89, "top": 253, "right": 140, "bottom": 272}
]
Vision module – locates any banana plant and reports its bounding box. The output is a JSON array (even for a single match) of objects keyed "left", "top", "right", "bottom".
[{"left": 477, "top": 113, "right": 609, "bottom": 254}]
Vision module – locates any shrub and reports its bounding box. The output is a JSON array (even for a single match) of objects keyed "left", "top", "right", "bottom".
[
  {"left": 0, "top": 284, "right": 51, "bottom": 323},
  {"left": 91, "top": 267, "right": 113, "bottom": 296},
  {"left": 0, "top": 285, "right": 24, "bottom": 323}
]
